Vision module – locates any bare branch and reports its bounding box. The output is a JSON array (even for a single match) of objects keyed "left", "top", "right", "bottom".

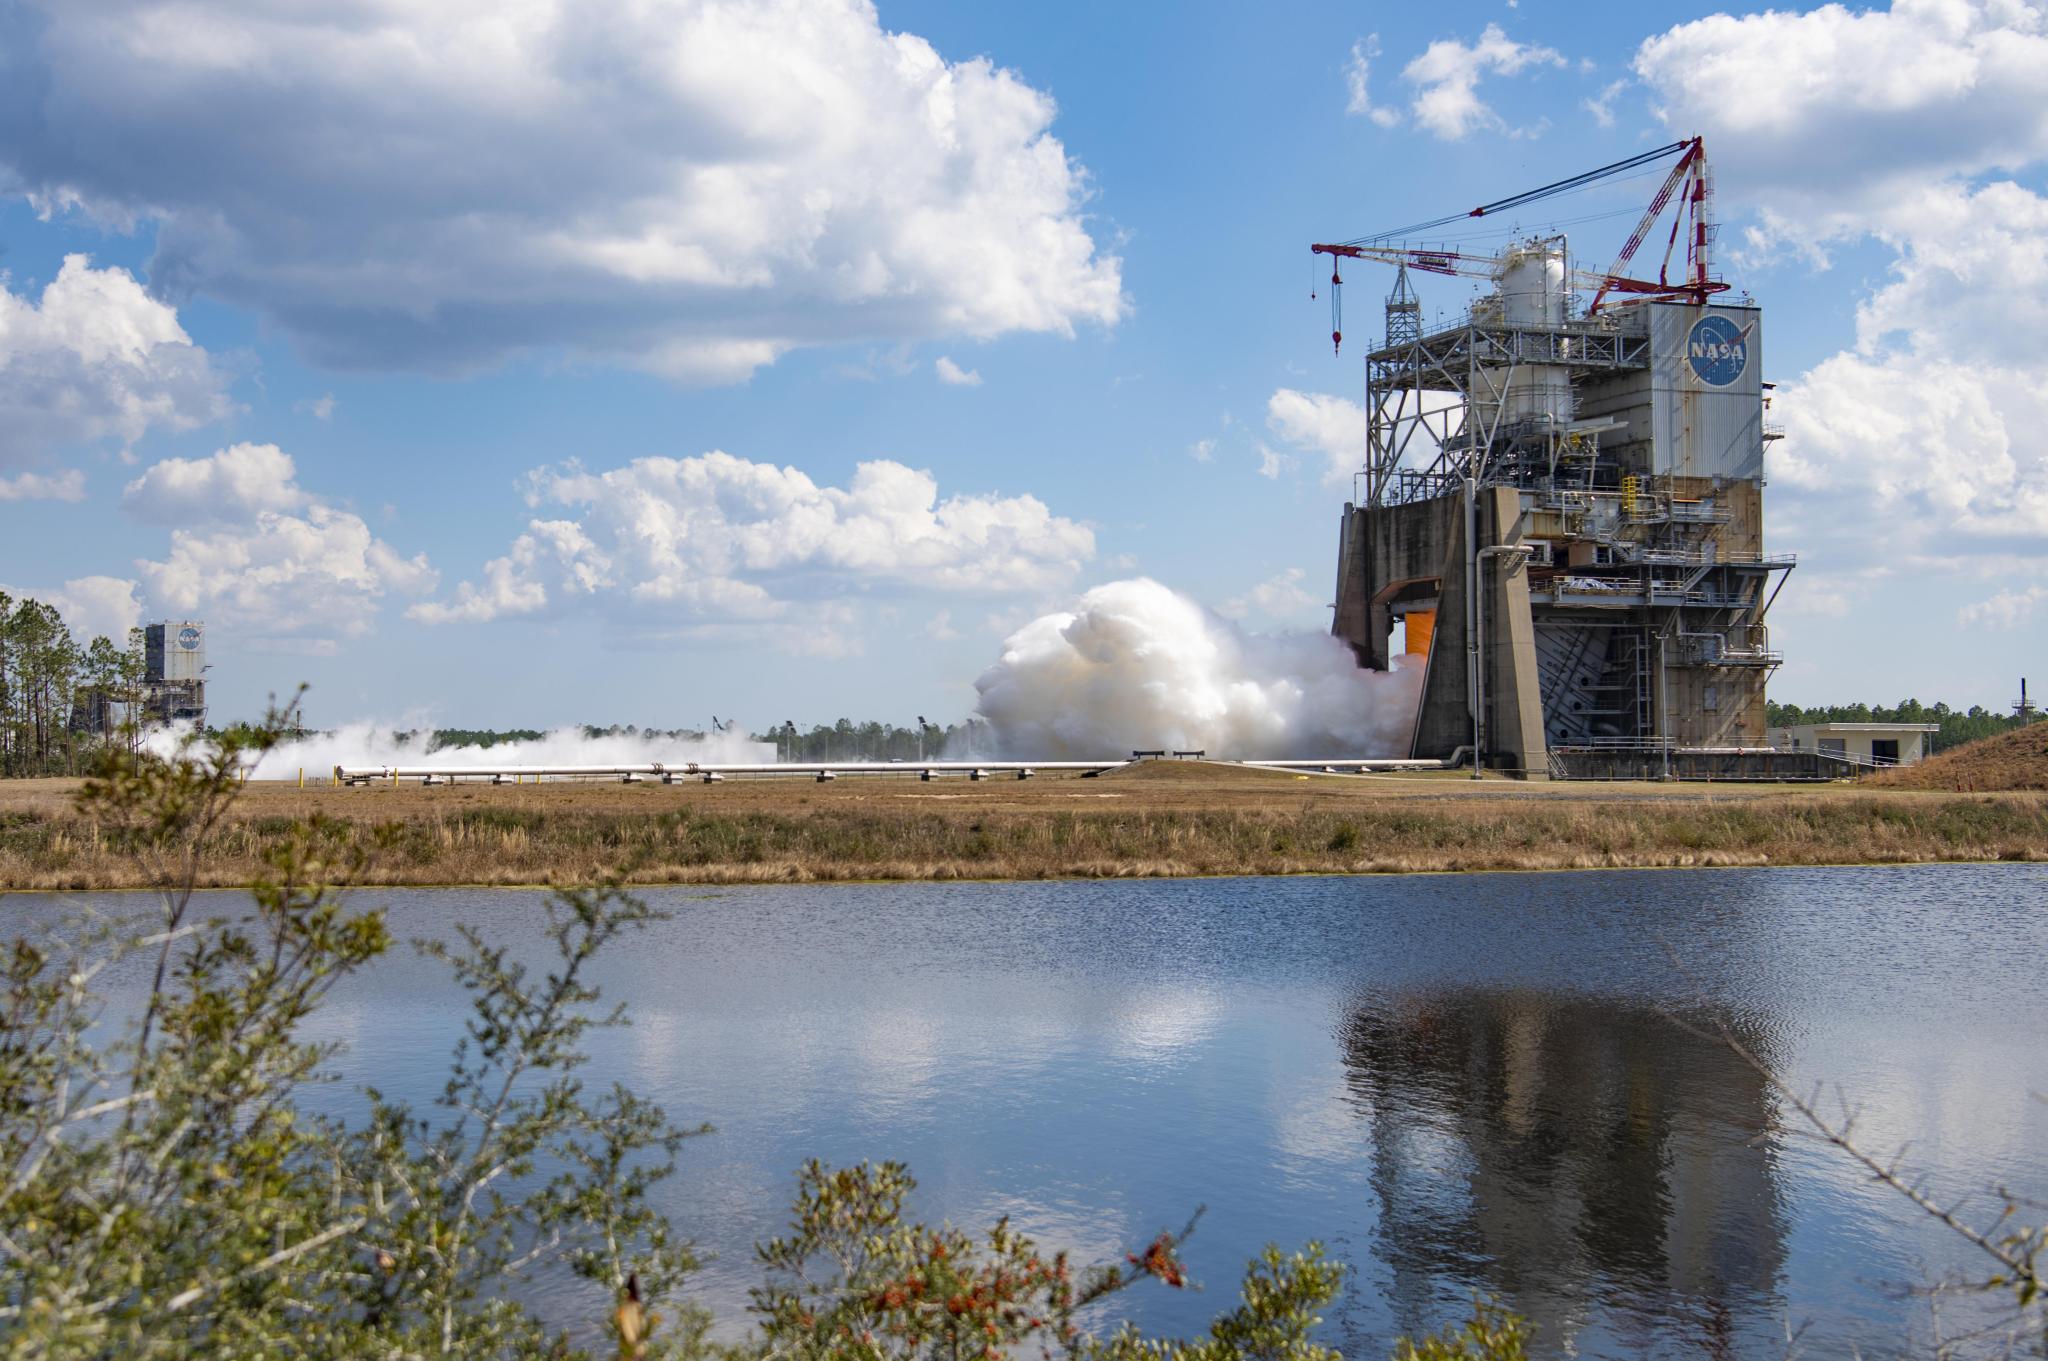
[{"left": 162, "top": 1215, "right": 368, "bottom": 1314}]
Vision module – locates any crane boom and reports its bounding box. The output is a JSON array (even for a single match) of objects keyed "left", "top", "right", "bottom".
[
  {"left": 1313, "top": 241, "right": 1620, "bottom": 290},
  {"left": 1584, "top": 137, "right": 1717, "bottom": 315},
  {"left": 1311, "top": 138, "right": 1729, "bottom": 353}
]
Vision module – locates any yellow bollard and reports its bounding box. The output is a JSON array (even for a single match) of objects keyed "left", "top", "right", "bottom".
[{"left": 298, "top": 767, "right": 305, "bottom": 788}]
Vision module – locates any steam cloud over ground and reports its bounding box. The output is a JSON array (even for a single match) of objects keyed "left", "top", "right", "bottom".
[
  {"left": 974, "top": 579, "right": 1422, "bottom": 758},
  {"left": 158, "top": 580, "right": 1417, "bottom": 769},
  {"left": 151, "top": 723, "right": 775, "bottom": 776}
]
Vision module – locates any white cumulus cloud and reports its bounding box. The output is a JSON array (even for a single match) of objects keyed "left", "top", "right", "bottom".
[
  {"left": 412, "top": 451, "right": 1094, "bottom": 626},
  {"left": 1583, "top": 78, "right": 1628, "bottom": 128},
  {"left": 0, "top": 0, "right": 1123, "bottom": 383},
  {"left": 1852, "top": 180, "right": 2048, "bottom": 363},
  {"left": 1402, "top": 23, "right": 1566, "bottom": 139},
  {"left": 0, "top": 254, "right": 232, "bottom": 464},
  {"left": 1635, "top": 0, "right": 2048, "bottom": 218},
  {"left": 0, "top": 575, "right": 143, "bottom": 645},
  {"left": 1266, "top": 388, "right": 1369, "bottom": 484},
  {"left": 0, "top": 468, "right": 85, "bottom": 501},
  {"left": 131, "top": 445, "right": 435, "bottom": 645},
  {"left": 1345, "top": 36, "right": 1402, "bottom": 127},
  {"left": 1960, "top": 583, "right": 2048, "bottom": 630},
  {"left": 1775, "top": 352, "right": 2048, "bottom": 545},
  {"left": 123, "top": 441, "right": 308, "bottom": 524},
  {"left": 934, "top": 356, "right": 983, "bottom": 386}
]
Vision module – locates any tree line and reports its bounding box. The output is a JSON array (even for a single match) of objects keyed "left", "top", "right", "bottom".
[
  {"left": 752, "top": 717, "right": 993, "bottom": 762},
  {"left": 0, "top": 589, "right": 147, "bottom": 778},
  {"left": 1765, "top": 697, "right": 2035, "bottom": 754}
]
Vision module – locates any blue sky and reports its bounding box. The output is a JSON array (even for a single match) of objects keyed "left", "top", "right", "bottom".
[{"left": 2, "top": 0, "right": 2043, "bottom": 731}]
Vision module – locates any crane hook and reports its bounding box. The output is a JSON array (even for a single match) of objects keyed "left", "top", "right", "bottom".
[{"left": 1330, "top": 264, "right": 1344, "bottom": 355}]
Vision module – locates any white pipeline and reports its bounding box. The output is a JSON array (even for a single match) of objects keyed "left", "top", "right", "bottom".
[
  {"left": 1240, "top": 758, "right": 1458, "bottom": 771},
  {"left": 332, "top": 755, "right": 1465, "bottom": 786},
  {"left": 334, "top": 759, "right": 1126, "bottom": 785}
]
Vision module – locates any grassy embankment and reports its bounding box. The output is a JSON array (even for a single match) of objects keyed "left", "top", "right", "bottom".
[
  {"left": 2, "top": 760, "right": 2043, "bottom": 890},
  {"left": 1867, "top": 719, "right": 2048, "bottom": 792}
]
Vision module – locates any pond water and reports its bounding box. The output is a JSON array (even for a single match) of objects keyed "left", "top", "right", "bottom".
[{"left": 11, "top": 865, "right": 2048, "bottom": 1357}]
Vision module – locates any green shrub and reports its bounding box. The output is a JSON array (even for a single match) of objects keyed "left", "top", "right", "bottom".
[{"left": 1390, "top": 1299, "right": 1529, "bottom": 1360}]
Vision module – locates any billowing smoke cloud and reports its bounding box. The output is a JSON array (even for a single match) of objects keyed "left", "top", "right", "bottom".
[
  {"left": 973, "top": 579, "right": 1421, "bottom": 758},
  {"left": 149, "top": 722, "right": 775, "bottom": 777}
]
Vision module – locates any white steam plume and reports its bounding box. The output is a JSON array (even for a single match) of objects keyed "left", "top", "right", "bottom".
[
  {"left": 973, "top": 578, "right": 1421, "bottom": 758},
  {"left": 149, "top": 722, "right": 776, "bottom": 776}
]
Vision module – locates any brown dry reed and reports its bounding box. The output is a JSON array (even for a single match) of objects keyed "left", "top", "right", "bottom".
[{"left": 2, "top": 773, "right": 2042, "bottom": 891}]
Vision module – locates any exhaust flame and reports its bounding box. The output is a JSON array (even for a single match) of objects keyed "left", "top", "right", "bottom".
[{"left": 973, "top": 578, "right": 1421, "bottom": 759}]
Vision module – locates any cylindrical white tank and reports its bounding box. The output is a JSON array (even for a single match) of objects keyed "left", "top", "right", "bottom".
[
  {"left": 1496, "top": 238, "right": 1573, "bottom": 428},
  {"left": 1499, "top": 240, "right": 1567, "bottom": 325}
]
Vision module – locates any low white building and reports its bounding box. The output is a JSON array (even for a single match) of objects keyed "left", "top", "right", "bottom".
[{"left": 1767, "top": 722, "right": 1940, "bottom": 767}]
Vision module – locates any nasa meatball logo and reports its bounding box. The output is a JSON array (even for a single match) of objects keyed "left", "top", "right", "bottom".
[
  {"left": 1686, "top": 314, "right": 1747, "bottom": 387},
  {"left": 177, "top": 626, "right": 201, "bottom": 651}
]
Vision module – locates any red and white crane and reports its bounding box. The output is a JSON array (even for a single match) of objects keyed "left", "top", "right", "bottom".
[{"left": 1311, "top": 137, "right": 1726, "bottom": 353}]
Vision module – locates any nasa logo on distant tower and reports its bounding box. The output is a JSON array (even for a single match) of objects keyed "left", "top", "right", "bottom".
[
  {"left": 177, "top": 626, "right": 201, "bottom": 651},
  {"left": 1686, "top": 314, "right": 1747, "bottom": 387}
]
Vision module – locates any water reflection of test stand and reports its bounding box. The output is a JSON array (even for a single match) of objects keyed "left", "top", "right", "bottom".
[{"left": 1339, "top": 990, "right": 1788, "bottom": 1356}]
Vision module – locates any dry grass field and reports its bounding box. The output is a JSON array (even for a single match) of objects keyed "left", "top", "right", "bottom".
[{"left": 3, "top": 759, "right": 2043, "bottom": 890}]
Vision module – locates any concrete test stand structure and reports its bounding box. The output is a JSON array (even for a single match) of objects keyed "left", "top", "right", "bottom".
[
  {"left": 1318, "top": 140, "right": 1796, "bottom": 779},
  {"left": 142, "top": 620, "right": 208, "bottom": 728}
]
